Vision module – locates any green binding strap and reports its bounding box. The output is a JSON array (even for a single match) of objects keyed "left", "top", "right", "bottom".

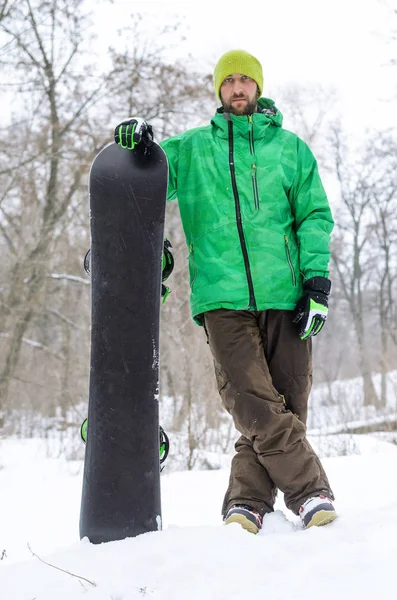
[
  {"left": 162, "top": 239, "right": 174, "bottom": 282},
  {"left": 80, "top": 418, "right": 170, "bottom": 467},
  {"left": 81, "top": 418, "right": 88, "bottom": 442},
  {"left": 161, "top": 239, "right": 174, "bottom": 304},
  {"left": 83, "top": 238, "right": 174, "bottom": 302},
  {"left": 161, "top": 284, "right": 171, "bottom": 304}
]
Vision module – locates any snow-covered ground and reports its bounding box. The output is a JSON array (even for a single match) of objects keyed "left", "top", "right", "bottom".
[
  {"left": 1, "top": 435, "right": 397, "bottom": 599},
  {"left": 308, "top": 370, "right": 397, "bottom": 433}
]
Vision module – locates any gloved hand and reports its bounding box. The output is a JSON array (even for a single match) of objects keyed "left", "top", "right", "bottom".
[
  {"left": 293, "top": 276, "right": 331, "bottom": 340},
  {"left": 114, "top": 118, "right": 153, "bottom": 150}
]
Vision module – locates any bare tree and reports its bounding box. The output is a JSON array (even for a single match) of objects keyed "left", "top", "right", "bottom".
[
  {"left": 367, "top": 134, "right": 397, "bottom": 406},
  {"left": 0, "top": 0, "right": 109, "bottom": 421},
  {"left": 274, "top": 83, "right": 339, "bottom": 160},
  {"left": 385, "top": 1, "right": 397, "bottom": 67},
  {"left": 328, "top": 124, "right": 397, "bottom": 407},
  {"left": 0, "top": 1, "right": 215, "bottom": 432},
  {"left": 0, "top": 0, "right": 11, "bottom": 21}
]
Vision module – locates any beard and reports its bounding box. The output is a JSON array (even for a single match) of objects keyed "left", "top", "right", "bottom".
[{"left": 222, "top": 94, "right": 258, "bottom": 116}]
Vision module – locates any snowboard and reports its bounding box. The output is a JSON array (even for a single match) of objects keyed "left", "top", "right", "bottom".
[
  {"left": 80, "top": 418, "right": 170, "bottom": 470},
  {"left": 79, "top": 141, "right": 168, "bottom": 544}
]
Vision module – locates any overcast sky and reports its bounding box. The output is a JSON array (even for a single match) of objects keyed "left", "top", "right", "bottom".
[{"left": 91, "top": 0, "right": 396, "bottom": 133}]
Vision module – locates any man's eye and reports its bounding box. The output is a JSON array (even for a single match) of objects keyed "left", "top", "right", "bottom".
[
  {"left": 224, "top": 78, "right": 233, "bottom": 83},
  {"left": 242, "top": 76, "right": 251, "bottom": 81}
]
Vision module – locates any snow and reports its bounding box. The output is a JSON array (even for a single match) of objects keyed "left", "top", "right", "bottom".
[
  {"left": 1, "top": 437, "right": 397, "bottom": 599},
  {"left": 308, "top": 370, "right": 397, "bottom": 434}
]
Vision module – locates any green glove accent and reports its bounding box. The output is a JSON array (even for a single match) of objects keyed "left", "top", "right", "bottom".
[
  {"left": 293, "top": 277, "right": 330, "bottom": 340},
  {"left": 118, "top": 122, "right": 137, "bottom": 150},
  {"left": 114, "top": 118, "right": 153, "bottom": 150},
  {"left": 299, "top": 298, "right": 327, "bottom": 340}
]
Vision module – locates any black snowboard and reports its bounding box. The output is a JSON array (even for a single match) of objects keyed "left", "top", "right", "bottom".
[{"left": 79, "top": 141, "right": 168, "bottom": 544}]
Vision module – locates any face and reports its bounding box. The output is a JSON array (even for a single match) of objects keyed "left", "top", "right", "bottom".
[{"left": 220, "top": 73, "right": 259, "bottom": 116}]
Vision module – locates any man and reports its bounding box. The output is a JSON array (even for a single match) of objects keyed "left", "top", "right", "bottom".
[{"left": 114, "top": 49, "right": 337, "bottom": 533}]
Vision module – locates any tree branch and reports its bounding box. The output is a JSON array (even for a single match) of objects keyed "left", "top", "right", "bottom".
[
  {"left": 25, "top": 0, "right": 50, "bottom": 72},
  {"left": 27, "top": 544, "right": 96, "bottom": 587},
  {"left": 48, "top": 273, "right": 89, "bottom": 285},
  {"left": 0, "top": 332, "right": 64, "bottom": 360}
]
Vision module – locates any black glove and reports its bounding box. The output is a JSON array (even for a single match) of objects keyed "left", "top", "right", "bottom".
[
  {"left": 114, "top": 118, "right": 153, "bottom": 150},
  {"left": 293, "top": 276, "right": 331, "bottom": 340}
]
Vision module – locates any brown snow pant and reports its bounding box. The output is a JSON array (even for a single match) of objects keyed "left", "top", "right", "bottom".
[{"left": 203, "top": 309, "right": 334, "bottom": 517}]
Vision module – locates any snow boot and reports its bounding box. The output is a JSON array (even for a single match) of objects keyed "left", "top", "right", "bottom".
[
  {"left": 299, "top": 495, "right": 337, "bottom": 529},
  {"left": 224, "top": 504, "right": 263, "bottom": 534}
]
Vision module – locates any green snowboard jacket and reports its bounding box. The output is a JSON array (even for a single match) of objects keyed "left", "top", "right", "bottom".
[{"left": 160, "top": 98, "right": 334, "bottom": 325}]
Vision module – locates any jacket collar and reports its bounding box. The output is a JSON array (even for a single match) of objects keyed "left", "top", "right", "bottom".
[{"left": 211, "top": 97, "right": 283, "bottom": 140}]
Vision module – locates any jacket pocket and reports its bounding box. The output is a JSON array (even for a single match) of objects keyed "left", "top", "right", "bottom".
[
  {"left": 214, "top": 360, "right": 229, "bottom": 394},
  {"left": 188, "top": 243, "right": 197, "bottom": 290},
  {"left": 284, "top": 235, "right": 297, "bottom": 287}
]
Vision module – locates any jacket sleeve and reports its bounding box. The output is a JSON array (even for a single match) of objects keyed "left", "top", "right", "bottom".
[
  {"left": 160, "top": 134, "right": 182, "bottom": 202},
  {"left": 288, "top": 139, "right": 334, "bottom": 281}
]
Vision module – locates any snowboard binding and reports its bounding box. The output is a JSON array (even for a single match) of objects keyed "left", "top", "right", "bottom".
[
  {"left": 161, "top": 238, "right": 174, "bottom": 303},
  {"left": 84, "top": 239, "right": 174, "bottom": 304},
  {"left": 80, "top": 418, "right": 170, "bottom": 470}
]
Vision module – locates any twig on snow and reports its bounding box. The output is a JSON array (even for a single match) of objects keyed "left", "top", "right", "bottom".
[{"left": 27, "top": 544, "right": 96, "bottom": 587}]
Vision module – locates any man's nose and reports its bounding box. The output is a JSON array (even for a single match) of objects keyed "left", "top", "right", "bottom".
[{"left": 232, "top": 82, "right": 244, "bottom": 96}]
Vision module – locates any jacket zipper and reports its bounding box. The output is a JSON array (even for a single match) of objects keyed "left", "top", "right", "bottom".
[
  {"left": 284, "top": 235, "right": 297, "bottom": 286},
  {"left": 228, "top": 120, "right": 257, "bottom": 310},
  {"left": 248, "top": 116, "right": 260, "bottom": 210}
]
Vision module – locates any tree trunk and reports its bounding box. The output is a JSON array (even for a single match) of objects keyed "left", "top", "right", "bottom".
[
  {"left": 380, "top": 323, "right": 388, "bottom": 409},
  {"left": 355, "top": 319, "right": 379, "bottom": 408}
]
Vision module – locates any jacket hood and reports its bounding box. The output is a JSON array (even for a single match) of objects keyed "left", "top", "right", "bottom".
[
  {"left": 211, "top": 97, "right": 283, "bottom": 140},
  {"left": 257, "top": 97, "right": 283, "bottom": 126}
]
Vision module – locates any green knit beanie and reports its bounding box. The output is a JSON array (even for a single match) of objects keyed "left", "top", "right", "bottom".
[{"left": 214, "top": 49, "right": 263, "bottom": 101}]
